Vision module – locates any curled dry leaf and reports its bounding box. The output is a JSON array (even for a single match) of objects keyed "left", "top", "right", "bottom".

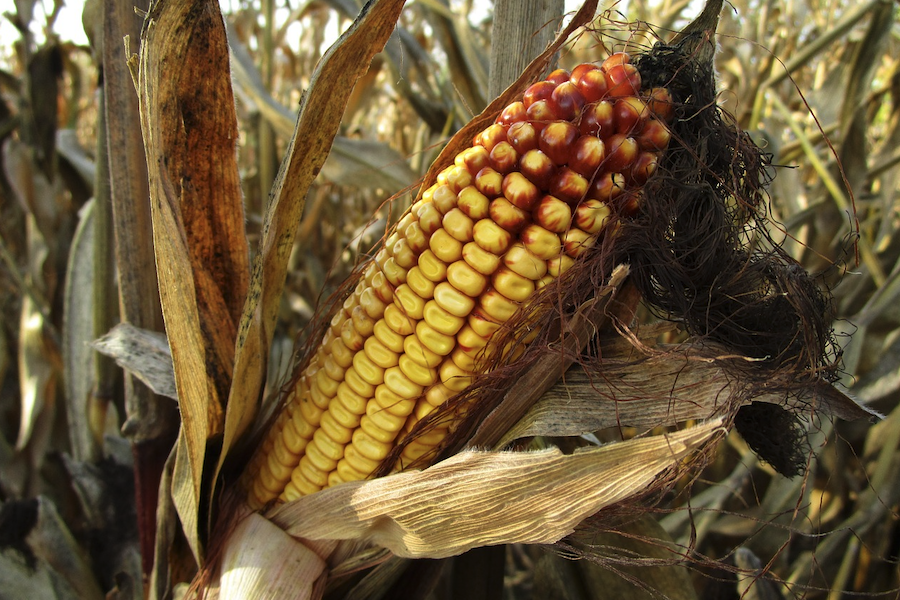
[
  {"left": 265, "top": 420, "right": 722, "bottom": 560},
  {"left": 92, "top": 323, "right": 177, "bottom": 401}
]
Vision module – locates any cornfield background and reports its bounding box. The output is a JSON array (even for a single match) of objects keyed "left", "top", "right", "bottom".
[{"left": 0, "top": 0, "right": 898, "bottom": 598}]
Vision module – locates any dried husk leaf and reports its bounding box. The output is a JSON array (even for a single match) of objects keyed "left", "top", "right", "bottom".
[
  {"left": 93, "top": 323, "right": 177, "bottom": 401},
  {"left": 266, "top": 421, "right": 722, "bottom": 559},
  {"left": 498, "top": 344, "right": 877, "bottom": 447},
  {"left": 139, "top": 0, "right": 249, "bottom": 558},
  {"left": 216, "top": 513, "right": 331, "bottom": 600}
]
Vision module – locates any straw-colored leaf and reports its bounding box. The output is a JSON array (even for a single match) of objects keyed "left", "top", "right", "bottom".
[
  {"left": 93, "top": 322, "right": 176, "bottom": 401},
  {"left": 267, "top": 420, "right": 722, "bottom": 559},
  {"left": 498, "top": 345, "right": 878, "bottom": 447},
  {"left": 138, "top": 0, "right": 250, "bottom": 556}
]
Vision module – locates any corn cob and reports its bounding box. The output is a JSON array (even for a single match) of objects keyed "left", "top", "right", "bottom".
[{"left": 246, "top": 52, "right": 673, "bottom": 508}]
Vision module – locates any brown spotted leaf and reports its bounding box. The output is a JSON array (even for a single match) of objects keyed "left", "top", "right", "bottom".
[{"left": 138, "top": 0, "right": 249, "bottom": 560}]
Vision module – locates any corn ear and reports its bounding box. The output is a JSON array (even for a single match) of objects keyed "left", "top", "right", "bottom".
[{"left": 246, "top": 52, "right": 674, "bottom": 508}]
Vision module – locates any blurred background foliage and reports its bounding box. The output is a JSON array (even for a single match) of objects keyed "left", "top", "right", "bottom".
[{"left": 0, "top": 0, "right": 898, "bottom": 598}]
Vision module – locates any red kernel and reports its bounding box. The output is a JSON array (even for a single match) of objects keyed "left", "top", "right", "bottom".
[{"left": 539, "top": 121, "right": 579, "bottom": 166}]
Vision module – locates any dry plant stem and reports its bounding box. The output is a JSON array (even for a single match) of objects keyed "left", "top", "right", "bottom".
[
  {"left": 488, "top": 0, "right": 564, "bottom": 100},
  {"left": 103, "top": 0, "right": 181, "bottom": 579},
  {"left": 91, "top": 89, "right": 117, "bottom": 461}
]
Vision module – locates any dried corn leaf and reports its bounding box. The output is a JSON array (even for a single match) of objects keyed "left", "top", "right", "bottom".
[
  {"left": 138, "top": 0, "right": 249, "bottom": 556},
  {"left": 498, "top": 344, "right": 877, "bottom": 447},
  {"left": 267, "top": 421, "right": 722, "bottom": 559},
  {"left": 93, "top": 323, "right": 176, "bottom": 401}
]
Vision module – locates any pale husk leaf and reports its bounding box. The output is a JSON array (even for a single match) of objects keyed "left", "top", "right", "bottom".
[
  {"left": 266, "top": 420, "right": 722, "bottom": 559},
  {"left": 93, "top": 322, "right": 177, "bottom": 401},
  {"left": 216, "top": 513, "right": 331, "bottom": 600}
]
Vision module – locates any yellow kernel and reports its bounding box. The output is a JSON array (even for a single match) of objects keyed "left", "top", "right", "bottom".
[
  {"left": 315, "top": 368, "right": 340, "bottom": 398},
  {"left": 563, "top": 228, "right": 595, "bottom": 257},
  {"left": 462, "top": 242, "right": 501, "bottom": 276},
  {"left": 313, "top": 428, "right": 346, "bottom": 461},
  {"left": 415, "top": 320, "right": 456, "bottom": 356},
  {"left": 447, "top": 261, "right": 488, "bottom": 297},
  {"left": 381, "top": 257, "right": 407, "bottom": 286},
  {"left": 417, "top": 202, "right": 443, "bottom": 235},
  {"left": 458, "top": 186, "right": 490, "bottom": 220},
  {"left": 430, "top": 228, "right": 464, "bottom": 263},
  {"left": 373, "top": 319, "right": 405, "bottom": 354},
  {"left": 308, "top": 379, "right": 333, "bottom": 410},
  {"left": 344, "top": 366, "right": 376, "bottom": 398},
  {"left": 403, "top": 335, "right": 443, "bottom": 368},
  {"left": 468, "top": 311, "right": 502, "bottom": 338},
  {"left": 340, "top": 317, "right": 364, "bottom": 352},
  {"left": 384, "top": 365, "right": 426, "bottom": 398},
  {"left": 336, "top": 381, "right": 368, "bottom": 415},
  {"left": 503, "top": 243, "right": 548, "bottom": 280},
  {"left": 384, "top": 303, "right": 416, "bottom": 336},
  {"left": 359, "top": 288, "right": 387, "bottom": 321},
  {"left": 322, "top": 355, "right": 344, "bottom": 381},
  {"left": 352, "top": 429, "right": 393, "bottom": 461},
  {"left": 329, "top": 395, "right": 362, "bottom": 429},
  {"left": 319, "top": 411, "right": 353, "bottom": 444},
  {"left": 444, "top": 165, "right": 473, "bottom": 193},
  {"left": 392, "top": 238, "right": 416, "bottom": 269},
  {"left": 353, "top": 350, "right": 385, "bottom": 386},
  {"left": 414, "top": 399, "right": 438, "bottom": 421},
  {"left": 374, "top": 385, "right": 417, "bottom": 417},
  {"left": 266, "top": 450, "right": 293, "bottom": 482},
  {"left": 423, "top": 300, "right": 465, "bottom": 336},
  {"left": 300, "top": 450, "right": 335, "bottom": 484},
  {"left": 418, "top": 249, "right": 448, "bottom": 282},
  {"left": 474, "top": 165, "right": 503, "bottom": 197},
  {"left": 370, "top": 270, "right": 394, "bottom": 304},
  {"left": 394, "top": 284, "right": 426, "bottom": 320},
  {"left": 456, "top": 324, "right": 489, "bottom": 352},
  {"left": 424, "top": 383, "right": 455, "bottom": 407},
  {"left": 547, "top": 254, "right": 575, "bottom": 277},
  {"left": 290, "top": 402, "right": 317, "bottom": 439},
  {"left": 521, "top": 224, "right": 563, "bottom": 260},
  {"left": 330, "top": 338, "right": 353, "bottom": 369},
  {"left": 300, "top": 391, "right": 327, "bottom": 421},
  {"left": 479, "top": 289, "right": 520, "bottom": 322},
  {"left": 404, "top": 221, "right": 428, "bottom": 253},
  {"left": 473, "top": 219, "right": 512, "bottom": 254},
  {"left": 492, "top": 266, "right": 536, "bottom": 302},
  {"left": 364, "top": 335, "right": 400, "bottom": 369},
  {"left": 360, "top": 413, "right": 402, "bottom": 444},
  {"left": 327, "top": 471, "right": 345, "bottom": 488},
  {"left": 440, "top": 360, "right": 474, "bottom": 392},
  {"left": 421, "top": 183, "right": 438, "bottom": 203},
  {"left": 282, "top": 419, "right": 309, "bottom": 455},
  {"left": 407, "top": 266, "right": 436, "bottom": 299},
  {"left": 288, "top": 472, "right": 322, "bottom": 497},
  {"left": 433, "top": 281, "right": 476, "bottom": 318},
  {"left": 340, "top": 448, "right": 379, "bottom": 478},
  {"left": 272, "top": 436, "right": 297, "bottom": 470},
  {"left": 256, "top": 469, "right": 282, "bottom": 496},
  {"left": 351, "top": 305, "right": 376, "bottom": 337},
  {"left": 398, "top": 354, "right": 440, "bottom": 387},
  {"left": 442, "top": 208, "right": 475, "bottom": 242},
  {"left": 450, "top": 346, "right": 477, "bottom": 372},
  {"left": 432, "top": 184, "right": 458, "bottom": 214}
]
